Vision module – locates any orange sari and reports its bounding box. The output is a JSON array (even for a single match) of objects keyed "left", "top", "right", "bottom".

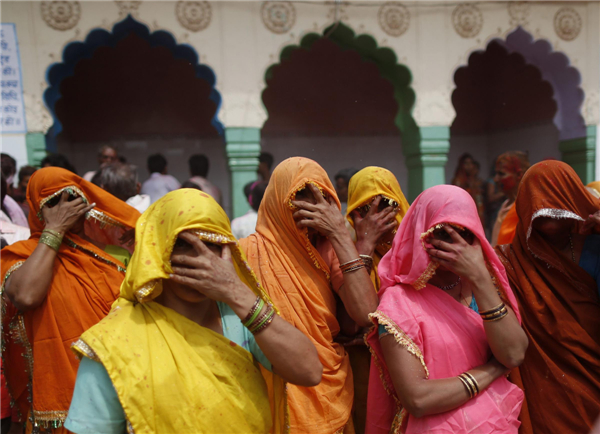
[
  {"left": 239, "top": 157, "right": 353, "bottom": 434},
  {"left": 495, "top": 161, "right": 600, "bottom": 434},
  {"left": 497, "top": 202, "right": 518, "bottom": 245},
  {"left": 1, "top": 168, "right": 140, "bottom": 431}
]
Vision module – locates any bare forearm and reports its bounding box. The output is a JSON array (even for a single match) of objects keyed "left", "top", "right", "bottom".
[
  {"left": 411, "top": 360, "right": 506, "bottom": 417},
  {"left": 254, "top": 317, "right": 322, "bottom": 386},
  {"left": 225, "top": 286, "right": 322, "bottom": 386},
  {"left": 5, "top": 243, "right": 57, "bottom": 311},
  {"left": 330, "top": 232, "right": 378, "bottom": 325}
]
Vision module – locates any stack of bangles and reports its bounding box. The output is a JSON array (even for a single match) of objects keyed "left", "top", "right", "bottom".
[
  {"left": 242, "top": 296, "right": 278, "bottom": 335},
  {"left": 457, "top": 372, "right": 480, "bottom": 399},
  {"left": 479, "top": 302, "right": 508, "bottom": 322},
  {"left": 39, "top": 229, "right": 63, "bottom": 252},
  {"left": 359, "top": 255, "right": 373, "bottom": 275},
  {"left": 340, "top": 258, "right": 366, "bottom": 274}
]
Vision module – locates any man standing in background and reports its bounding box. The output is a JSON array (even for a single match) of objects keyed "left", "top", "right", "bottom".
[
  {"left": 141, "top": 154, "right": 180, "bottom": 203},
  {"left": 185, "top": 154, "right": 222, "bottom": 204}
]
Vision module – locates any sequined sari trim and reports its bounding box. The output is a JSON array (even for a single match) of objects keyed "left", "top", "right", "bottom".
[
  {"left": 287, "top": 181, "right": 331, "bottom": 281},
  {"left": 526, "top": 208, "right": 583, "bottom": 241},
  {"left": 31, "top": 410, "right": 68, "bottom": 428},
  {"left": 71, "top": 338, "right": 100, "bottom": 362},
  {"left": 64, "top": 238, "right": 127, "bottom": 273},
  {"left": 369, "top": 311, "right": 429, "bottom": 378}
]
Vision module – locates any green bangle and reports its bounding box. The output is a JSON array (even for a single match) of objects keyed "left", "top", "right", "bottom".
[
  {"left": 249, "top": 305, "right": 275, "bottom": 333},
  {"left": 243, "top": 298, "right": 265, "bottom": 328}
]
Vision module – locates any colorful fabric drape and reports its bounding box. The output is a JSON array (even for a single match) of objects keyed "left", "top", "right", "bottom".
[
  {"left": 497, "top": 202, "right": 518, "bottom": 245},
  {"left": 346, "top": 167, "right": 409, "bottom": 291},
  {"left": 240, "top": 157, "right": 354, "bottom": 434},
  {"left": 0, "top": 167, "right": 140, "bottom": 430},
  {"left": 72, "top": 189, "right": 284, "bottom": 434},
  {"left": 366, "top": 185, "right": 523, "bottom": 434},
  {"left": 495, "top": 161, "right": 600, "bottom": 434}
]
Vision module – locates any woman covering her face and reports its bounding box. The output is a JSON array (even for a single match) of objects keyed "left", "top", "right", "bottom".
[
  {"left": 346, "top": 167, "right": 410, "bottom": 292},
  {"left": 366, "top": 185, "right": 528, "bottom": 434},
  {"left": 496, "top": 161, "right": 600, "bottom": 434},
  {"left": 1, "top": 167, "right": 140, "bottom": 432},
  {"left": 64, "top": 189, "right": 321, "bottom": 434},
  {"left": 240, "top": 157, "right": 379, "bottom": 434}
]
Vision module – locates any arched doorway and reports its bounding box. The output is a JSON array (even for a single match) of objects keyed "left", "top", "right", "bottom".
[
  {"left": 450, "top": 40, "right": 559, "bottom": 183},
  {"left": 43, "top": 16, "right": 231, "bottom": 212},
  {"left": 449, "top": 27, "right": 589, "bottom": 186},
  {"left": 261, "top": 22, "right": 418, "bottom": 197}
]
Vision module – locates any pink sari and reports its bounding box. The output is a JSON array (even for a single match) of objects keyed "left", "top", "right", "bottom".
[{"left": 366, "top": 185, "right": 524, "bottom": 434}]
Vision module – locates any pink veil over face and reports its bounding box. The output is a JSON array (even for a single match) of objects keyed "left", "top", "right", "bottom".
[{"left": 377, "top": 184, "right": 518, "bottom": 318}]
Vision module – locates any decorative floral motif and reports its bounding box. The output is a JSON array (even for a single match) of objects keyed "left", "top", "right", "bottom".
[
  {"left": 507, "top": 2, "right": 530, "bottom": 26},
  {"left": 378, "top": 2, "right": 410, "bottom": 37},
  {"left": 554, "top": 7, "right": 582, "bottom": 41},
  {"left": 40, "top": 1, "right": 81, "bottom": 31},
  {"left": 261, "top": 2, "right": 296, "bottom": 34},
  {"left": 326, "top": 1, "right": 349, "bottom": 23},
  {"left": 175, "top": 1, "right": 211, "bottom": 32},
  {"left": 115, "top": 1, "right": 142, "bottom": 18},
  {"left": 452, "top": 3, "right": 483, "bottom": 39},
  {"left": 23, "top": 92, "right": 53, "bottom": 133}
]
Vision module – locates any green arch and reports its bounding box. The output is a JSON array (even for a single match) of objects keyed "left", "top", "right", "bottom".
[{"left": 263, "top": 22, "right": 420, "bottom": 148}]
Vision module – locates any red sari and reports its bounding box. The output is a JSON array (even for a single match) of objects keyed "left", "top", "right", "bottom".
[{"left": 495, "top": 161, "right": 600, "bottom": 434}]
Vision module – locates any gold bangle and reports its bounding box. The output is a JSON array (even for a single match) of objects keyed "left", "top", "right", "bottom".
[
  {"left": 481, "top": 306, "right": 508, "bottom": 319},
  {"left": 463, "top": 372, "right": 480, "bottom": 396},
  {"left": 483, "top": 309, "right": 509, "bottom": 322},
  {"left": 479, "top": 302, "right": 505, "bottom": 316},
  {"left": 457, "top": 374, "right": 474, "bottom": 398},
  {"left": 39, "top": 232, "right": 62, "bottom": 252},
  {"left": 251, "top": 308, "right": 276, "bottom": 335},
  {"left": 459, "top": 373, "right": 478, "bottom": 398}
]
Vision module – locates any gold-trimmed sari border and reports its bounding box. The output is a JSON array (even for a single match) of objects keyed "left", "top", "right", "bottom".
[
  {"left": 71, "top": 338, "right": 100, "bottom": 362},
  {"left": 369, "top": 310, "right": 429, "bottom": 379}
]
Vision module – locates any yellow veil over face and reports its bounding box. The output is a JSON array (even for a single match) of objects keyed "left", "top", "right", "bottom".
[
  {"left": 73, "top": 189, "right": 284, "bottom": 434},
  {"left": 346, "top": 167, "right": 409, "bottom": 290}
]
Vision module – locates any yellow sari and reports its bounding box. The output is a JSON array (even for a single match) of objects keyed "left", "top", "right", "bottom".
[
  {"left": 72, "top": 189, "right": 285, "bottom": 433},
  {"left": 346, "top": 167, "right": 409, "bottom": 291}
]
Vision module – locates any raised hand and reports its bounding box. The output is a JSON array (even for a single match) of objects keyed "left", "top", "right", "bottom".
[
  {"left": 169, "top": 231, "right": 250, "bottom": 304},
  {"left": 42, "top": 191, "right": 96, "bottom": 234},
  {"left": 426, "top": 226, "right": 487, "bottom": 283},
  {"left": 291, "top": 183, "right": 346, "bottom": 238},
  {"left": 353, "top": 196, "right": 397, "bottom": 254}
]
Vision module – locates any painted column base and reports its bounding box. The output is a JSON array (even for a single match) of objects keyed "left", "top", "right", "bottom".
[
  {"left": 26, "top": 133, "right": 47, "bottom": 166},
  {"left": 403, "top": 126, "right": 450, "bottom": 202},
  {"left": 559, "top": 125, "right": 597, "bottom": 184},
  {"left": 225, "top": 127, "right": 261, "bottom": 219}
]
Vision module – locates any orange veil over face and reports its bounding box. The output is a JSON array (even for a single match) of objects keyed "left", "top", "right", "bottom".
[
  {"left": 1, "top": 167, "right": 140, "bottom": 430},
  {"left": 495, "top": 161, "right": 600, "bottom": 434},
  {"left": 239, "top": 157, "right": 353, "bottom": 434}
]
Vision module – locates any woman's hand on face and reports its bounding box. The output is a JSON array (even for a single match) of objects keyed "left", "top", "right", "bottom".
[
  {"left": 353, "top": 196, "right": 397, "bottom": 249},
  {"left": 169, "top": 231, "right": 247, "bottom": 304},
  {"left": 42, "top": 191, "right": 96, "bottom": 234},
  {"left": 291, "top": 183, "right": 345, "bottom": 238},
  {"left": 426, "top": 226, "right": 487, "bottom": 282},
  {"left": 581, "top": 210, "right": 600, "bottom": 234}
]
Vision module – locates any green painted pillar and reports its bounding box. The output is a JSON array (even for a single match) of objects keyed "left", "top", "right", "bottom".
[
  {"left": 403, "top": 126, "right": 450, "bottom": 202},
  {"left": 225, "top": 127, "right": 261, "bottom": 219},
  {"left": 559, "top": 126, "right": 597, "bottom": 184},
  {"left": 25, "top": 133, "right": 47, "bottom": 166}
]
